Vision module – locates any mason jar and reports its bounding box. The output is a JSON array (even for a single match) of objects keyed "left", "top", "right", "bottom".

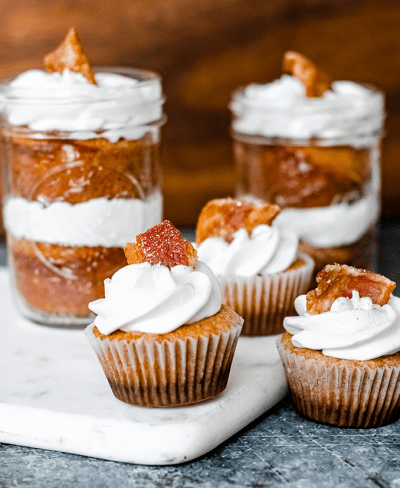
[
  {"left": 0, "top": 67, "right": 165, "bottom": 326},
  {"left": 230, "top": 77, "right": 384, "bottom": 276}
]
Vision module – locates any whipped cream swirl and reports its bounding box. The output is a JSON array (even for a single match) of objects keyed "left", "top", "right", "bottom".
[
  {"left": 284, "top": 291, "right": 400, "bottom": 360},
  {"left": 197, "top": 224, "right": 298, "bottom": 277},
  {"left": 0, "top": 69, "right": 164, "bottom": 142},
  {"left": 231, "top": 75, "right": 384, "bottom": 147},
  {"left": 89, "top": 261, "right": 221, "bottom": 335}
]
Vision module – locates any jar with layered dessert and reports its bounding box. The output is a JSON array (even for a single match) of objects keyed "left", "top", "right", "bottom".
[
  {"left": 230, "top": 55, "right": 384, "bottom": 277},
  {"left": 0, "top": 66, "right": 165, "bottom": 325}
]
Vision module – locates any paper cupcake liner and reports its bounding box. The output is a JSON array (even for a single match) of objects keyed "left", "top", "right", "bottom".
[
  {"left": 219, "top": 253, "right": 314, "bottom": 336},
  {"left": 86, "top": 321, "right": 243, "bottom": 407},
  {"left": 277, "top": 339, "right": 400, "bottom": 428}
]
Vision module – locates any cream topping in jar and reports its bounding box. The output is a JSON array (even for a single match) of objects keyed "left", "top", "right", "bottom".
[
  {"left": 0, "top": 69, "right": 164, "bottom": 142},
  {"left": 284, "top": 291, "right": 400, "bottom": 360},
  {"left": 197, "top": 224, "right": 298, "bottom": 277},
  {"left": 89, "top": 261, "right": 222, "bottom": 335},
  {"left": 231, "top": 75, "right": 384, "bottom": 147}
]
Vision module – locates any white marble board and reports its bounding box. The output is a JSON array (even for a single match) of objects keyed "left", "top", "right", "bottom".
[{"left": 0, "top": 268, "right": 288, "bottom": 465}]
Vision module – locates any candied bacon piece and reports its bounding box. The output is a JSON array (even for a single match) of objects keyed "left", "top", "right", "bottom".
[
  {"left": 44, "top": 27, "right": 97, "bottom": 85},
  {"left": 195, "top": 197, "right": 281, "bottom": 245},
  {"left": 306, "top": 264, "right": 396, "bottom": 315},
  {"left": 283, "top": 51, "right": 330, "bottom": 97},
  {"left": 124, "top": 220, "right": 198, "bottom": 269}
]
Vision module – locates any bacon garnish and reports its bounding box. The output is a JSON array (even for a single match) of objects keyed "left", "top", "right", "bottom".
[
  {"left": 306, "top": 264, "right": 396, "bottom": 315},
  {"left": 124, "top": 220, "right": 198, "bottom": 269},
  {"left": 283, "top": 51, "right": 330, "bottom": 97},
  {"left": 44, "top": 27, "right": 97, "bottom": 85},
  {"left": 195, "top": 197, "right": 281, "bottom": 245}
]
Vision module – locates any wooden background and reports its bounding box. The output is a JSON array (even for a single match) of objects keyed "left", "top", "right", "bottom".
[{"left": 1, "top": 0, "right": 400, "bottom": 227}]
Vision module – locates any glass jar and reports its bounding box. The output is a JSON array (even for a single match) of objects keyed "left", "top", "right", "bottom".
[
  {"left": 0, "top": 67, "right": 165, "bottom": 326},
  {"left": 230, "top": 79, "right": 384, "bottom": 277}
]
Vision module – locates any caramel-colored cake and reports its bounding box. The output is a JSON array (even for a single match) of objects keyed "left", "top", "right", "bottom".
[
  {"left": 86, "top": 221, "right": 243, "bottom": 407},
  {"left": 1, "top": 30, "right": 164, "bottom": 324}
]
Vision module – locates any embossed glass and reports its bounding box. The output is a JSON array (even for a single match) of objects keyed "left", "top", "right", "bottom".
[{"left": 0, "top": 67, "right": 165, "bottom": 325}]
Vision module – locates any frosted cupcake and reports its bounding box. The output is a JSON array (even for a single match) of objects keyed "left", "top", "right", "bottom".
[
  {"left": 86, "top": 220, "right": 243, "bottom": 407},
  {"left": 278, "top": 264, "right": 400, "bottom": 428},
  {"left": 196, "top": 198, "right": 314, "bottom": 336}
]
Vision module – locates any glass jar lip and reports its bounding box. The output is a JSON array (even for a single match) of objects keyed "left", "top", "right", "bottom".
[{"left": 0, "top": 66, "right": 165, "bottom": 104}]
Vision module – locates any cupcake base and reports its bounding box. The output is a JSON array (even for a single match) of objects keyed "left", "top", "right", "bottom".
[
  {"left": 86, "top": 305, "right": 243, "bottom": 407},
  {"left": 219, "top": 252, "right": 314, "bottom": 336},
  {"left": 278, "top": 332, "right": 400, "bottom": 428}
]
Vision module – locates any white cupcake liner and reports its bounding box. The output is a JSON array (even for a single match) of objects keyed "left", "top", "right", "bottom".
[
  {"left": 277, "top": 339, "right": 400, "bottom": 428},
  {"left": 218, "top": 252, "right": 314, "bottom": 336},
  {"left": 86, "top": 320, "right": 243, "bottom": 407}
]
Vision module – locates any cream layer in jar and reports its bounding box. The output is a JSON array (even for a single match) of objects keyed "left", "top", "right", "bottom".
[
  {"left": 1, "top": 63, "right": 165, "bottom": 324},
  {"left": 4, "top": 193, "right": 162, "bottom": 247}
]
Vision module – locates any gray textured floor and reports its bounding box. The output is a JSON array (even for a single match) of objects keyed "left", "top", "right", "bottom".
[{"left": 1, "top": 221, "right": 400, "bottom": 487}]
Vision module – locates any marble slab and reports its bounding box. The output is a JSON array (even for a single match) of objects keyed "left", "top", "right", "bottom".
[{"left": 0, "top": 268, "right": 287, "bottom": 465}]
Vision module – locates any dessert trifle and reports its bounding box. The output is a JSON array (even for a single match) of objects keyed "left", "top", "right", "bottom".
[
  {"left": 86, "top": 221, "right": 243, "bottom": 407},
  {"left": 196, "top": 197, "right": 314, "bottom": 336},
  {"left": 0, "top": 28, "right": 165, "bottom": 325},
  {"left": 278, "top": 264, "right": 400, "bottom": 428},
  {"left": 230, "top": 51, "right": 384, "bottom": 275}
]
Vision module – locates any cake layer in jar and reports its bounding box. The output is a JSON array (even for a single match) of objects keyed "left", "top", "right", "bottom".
[
  {"left": 234, "top": 143, "right": 371, "bottom": 209},
  {"left": 8, "top": 236, "right": 126, "bottom": 318},
  {"left": 4, "top": 134, "right": 160, "bottom": 203}
]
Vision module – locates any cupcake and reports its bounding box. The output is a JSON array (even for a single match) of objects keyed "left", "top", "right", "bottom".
[
  {"left": 85, "top": 220, "right": 243, "bottom": 407},
  {"left": 196, "top": 197, "right": 314, "bottom": 336},
  {"left": 278, "top": 263, "right": 400, "bottom": 428}
]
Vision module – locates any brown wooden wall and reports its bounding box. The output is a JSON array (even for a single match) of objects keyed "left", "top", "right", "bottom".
[{"left": 1, "top": 0, "right": 400, "bottom": 227}]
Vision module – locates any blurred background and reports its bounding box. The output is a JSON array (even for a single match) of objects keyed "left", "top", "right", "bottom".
[{"left": 1, "top": 0, "right": 400, "bottom": 228}]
